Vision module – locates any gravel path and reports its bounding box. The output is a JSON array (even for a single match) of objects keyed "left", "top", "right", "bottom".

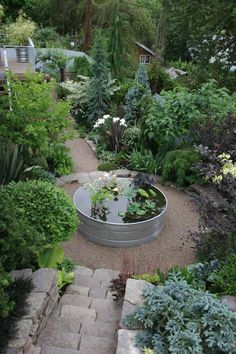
[
  {"left": 63, "top": 136, "right": 199, "bottom": 273},
  {"left": 66, "top": 136, "right": 99, "bottom": 173}
]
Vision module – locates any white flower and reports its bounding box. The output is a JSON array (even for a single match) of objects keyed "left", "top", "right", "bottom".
[
  {"left": 113, "top": 117, "right": 120, "bottom": 123},
  {"left": 103, "top": 114, "right": 110, "bottom": 119},
  {"left": 104, "top": 173, "right": 110, "bottom": 178},
  {"left": 94, "top": 123, "right": 98, "bottom": 128},
  {"left": 120, "top": 118, "right": 126, "bottom": 125},
  {"left": 209, "top": 56, "right": 216, "bottom": 64}
]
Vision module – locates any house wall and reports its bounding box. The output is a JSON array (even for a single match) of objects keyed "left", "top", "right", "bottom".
[{"left": 135, "top": 46, "right": 154, "bottom": 64}]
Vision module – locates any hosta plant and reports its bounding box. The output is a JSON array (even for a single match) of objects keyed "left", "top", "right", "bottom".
[{"left": 124, "top": 271, "right": 236, "bottom": 354}]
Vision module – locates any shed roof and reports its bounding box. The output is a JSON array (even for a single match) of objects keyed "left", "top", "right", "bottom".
[{"left": 135, "top": 41, "right": 155, "bottom": 56}]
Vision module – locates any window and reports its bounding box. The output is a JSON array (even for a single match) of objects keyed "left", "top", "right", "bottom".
[{"left": 140, "top": 55, "right": 151, "bottom": 64}]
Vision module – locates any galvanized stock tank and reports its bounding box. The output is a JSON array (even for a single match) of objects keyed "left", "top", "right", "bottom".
[
  {"left": 73, "top": 178, "right": 167, "bottom": 247},
  {"left": 16, "top": 47, "right": 29, "bottom": 63}
]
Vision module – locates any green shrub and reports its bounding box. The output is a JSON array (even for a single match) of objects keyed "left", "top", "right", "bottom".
[
  {"left": 4, "top": 180, "right": 78, "bottom": 245},
  {"left": 121, "top": 126, "right": 142, "bottom": 150},
  {"left": 0, "top": 267, "right": 14, "bottom": 319},
  {"left": 24, "top": 167, "right": 56, "bottom": 184},
  {"left": 0, "top": 73, "right": 72, "bottom": 163},
  {"left": 212, "top": 254, "right": 236, "bottom": 296},
  {"left": 127, "top": 148, "right": 161, "bottom": 175},
  {"left": 124, "top": 272, "right": 236, "bottom": 354},
  {"left": 49, "top": 144, "right": 74, "bottom": 176},
  {"left": 0, "top": 187, "right": 45, "bottom": 271},
  {"left": 161, "top": 148, "right": 200, "bottom": 187},
  {"left": 72, "top": 56, "right": 91, "bottom": 77},
  {"left": 98, "top": 161, "right": 118, "bottom": 172},
  {"left": 148, "top": 61, "right": 174, "bottom": 93}
]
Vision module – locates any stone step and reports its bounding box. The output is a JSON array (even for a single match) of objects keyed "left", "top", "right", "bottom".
[
  {"left": 79, "top": 335, "right": 116, "bottom": 354},
  {"left": 80, "top": 320, "right": 117, "bottom": 338},
  {"left": 66, "top": 285, "right": 90, "bottom": 296},
  {"left": 90, "top": 298, "right": 122, "bottom": 322},
  {"left": 61, "top": 305, "right": 96, "bottom": 322},
  {"left": 40, "top": 316, "right": 82, "bottom": 334},
  {"left": 41, "top": 346, "right": 81, "bottom": 354},
  {"left": 59, "top": 294, "right": 92, "bottom": 308},
  {"left": 38, "top": 331, "right": 80, "bottom": 350}
]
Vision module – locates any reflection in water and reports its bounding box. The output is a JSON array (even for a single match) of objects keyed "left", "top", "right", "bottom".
[
  {"left": 74, "top": 178, "right": 166, "bottom": 224},
  {"left": 91, "top": 204, "right": 110, "bottom": 222}
]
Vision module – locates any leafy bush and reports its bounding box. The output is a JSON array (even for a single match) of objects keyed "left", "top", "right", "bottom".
[
  {"left": 142, "top": 81, "right": 236, "bottom": 155},
  {"left": 0, "top": 73, "right": 72, "bottom": 164},
  {"left": 98, "top": 161, "right": 118, "bottom": 172},
  {"left": 6, "top": 12, "right": 36, "bottom": 45},
  {"left": 211, "top": 254, "right": 236, "bottom": 296},
  {"left": 48, "top": 144, "right": 74, "bottom": 176},
  {"left": 0, "top": 187, "right": 45, "bottom": 271},
  {"left": 0, "top": 267, "right": 14, "bottom": 319},
  {"left": 124, "top": 272, "right": 236, "bottom": 354},
  {"left": 24, "top": 167, "right": 56, "bottom": 184},
  {"left": 3, "top": 180, "right": 78, "bottom": 245},
  {"left": 121, "top": 125, "right": 142, "bottom": 150},
  {"left": 127, "top": 148, "right": 161, "bottom": 175},
  {"left": 161, "top": 148, "right": 201, "bottom": 187},
  {"left": 148, "top": 61, "right": 174, "bottom": 93},
  {"left": 34, "top": 27, "right": 63, "bottom": 48},
  {"left": 72, "top": 56, "right": 91, "bottom": 77}
]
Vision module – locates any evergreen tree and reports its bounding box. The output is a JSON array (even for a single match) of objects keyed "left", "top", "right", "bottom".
[
  {"left": 124, "top": 64, "right": 151, "bottom": 123},
  {"left": 108, "top": 0, "right": 129, "bottom": 80},
  {"left": 87, "top": 34, "right": 111, "bottom": 123}
]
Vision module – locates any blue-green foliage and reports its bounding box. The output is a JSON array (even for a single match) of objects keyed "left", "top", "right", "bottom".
[
  {"left": 124, "top": 272, "right": 236, "bottom": 354},
  {"left": 124, "top": 64, "right": 151, "bottom": 123},
  {"left": 87, "top": 35, "right": 111, "bottom": 123}
]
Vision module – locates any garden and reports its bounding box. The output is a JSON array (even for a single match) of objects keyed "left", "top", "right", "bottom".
[{"left": 0, "top": 1, "right": 236, "bottom": 353}]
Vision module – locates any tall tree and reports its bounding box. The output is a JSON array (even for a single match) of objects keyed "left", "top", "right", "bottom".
[
  {"left": 108, "top": 0, "right": 129, "bottom": 79},
  {"left": 87, "top": 34, "right": 111, "bottom": 123},
  {"left": 83, "top": 0, "right": 93, "bottom": 52}
]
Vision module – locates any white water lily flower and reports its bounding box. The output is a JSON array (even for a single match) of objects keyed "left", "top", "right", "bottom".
[
  {"left": 103, "top": 114, "right": 110, "bottom": 119},
  {"left": 113, "top": 117, "right": 120, "bottom": 123}
]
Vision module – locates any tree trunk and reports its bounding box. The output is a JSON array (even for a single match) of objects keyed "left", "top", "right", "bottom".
[
  {"left": 59, "top": 67, "right": 65, "bottom": 82},
  {"left": 154, "top": 0, "right": 167, "bottom": 63},
  {"left": 83, "top": 0, "right": 93, "bottom": 53}
]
